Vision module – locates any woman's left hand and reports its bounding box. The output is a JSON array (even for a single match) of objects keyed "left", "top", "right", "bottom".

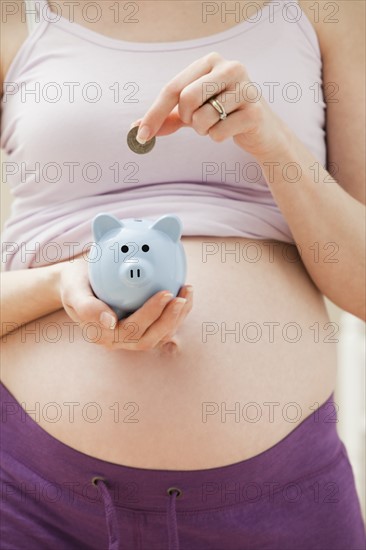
[{"left": 131, "top": 51, "right": 291, "bottom": 161}]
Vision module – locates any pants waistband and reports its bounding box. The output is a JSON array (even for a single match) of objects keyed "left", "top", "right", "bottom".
[{"left": 1, "top": 383, "right": 342, "bottom": 512}]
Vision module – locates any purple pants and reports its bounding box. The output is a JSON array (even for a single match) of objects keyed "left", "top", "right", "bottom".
[{"left": 1, "top": 382, "right": 365, "bottom": 550}]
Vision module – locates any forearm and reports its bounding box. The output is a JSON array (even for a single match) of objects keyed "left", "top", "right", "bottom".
[
  {"left": 256, "top": 129, "right": 365, "bottom": 320},
  {"left": 0, "top": 263, "right": 63, "bottom": 337}
]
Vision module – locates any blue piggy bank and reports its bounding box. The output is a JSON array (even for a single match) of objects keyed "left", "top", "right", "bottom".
[{"left": 88, "top": 213, "right": 187, "bottom": 319}]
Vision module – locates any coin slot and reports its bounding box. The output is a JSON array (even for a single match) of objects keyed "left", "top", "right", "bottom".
[
  {"left": 130, "top": 270, "right": 133, "bottom": 278},
  {"left": 137, "top": 269, "right": 140, "bottom": 277}
]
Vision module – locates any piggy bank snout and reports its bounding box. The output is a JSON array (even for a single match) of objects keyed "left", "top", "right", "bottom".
[{"left": 119, "top": 257, "right": 153, "bottom": 287}]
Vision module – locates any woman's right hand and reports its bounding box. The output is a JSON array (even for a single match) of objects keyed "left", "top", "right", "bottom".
[{"left": 59, "top": 257, "right": 193, "bottom": 351}]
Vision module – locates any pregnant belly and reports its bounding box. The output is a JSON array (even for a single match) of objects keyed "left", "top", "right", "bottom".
[{"left": 0, "top": 237, "right": 337, "bottom": 469}]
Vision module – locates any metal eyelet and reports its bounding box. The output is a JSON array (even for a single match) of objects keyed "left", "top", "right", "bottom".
[
  {"left": 167, "top": 486, "right": 183, "bottom": 498},
  {"left": 91, "top": 476, "right": 106, "bottom": 486}
]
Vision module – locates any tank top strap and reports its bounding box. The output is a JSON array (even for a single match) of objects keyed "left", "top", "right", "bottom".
[{"left": 24, "top": 0, "right": 48, "bottom": 35}]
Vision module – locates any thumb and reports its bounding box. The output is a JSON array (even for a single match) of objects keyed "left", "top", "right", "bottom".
[
  {"left": 155, "top": 108, "right": 188, "bottom": 137},
  {"left": 130, "top": 108, "right": 188, "bottom": 138},
  {"left": 74, "top": 295, "right": 118, "bottom": 330}
]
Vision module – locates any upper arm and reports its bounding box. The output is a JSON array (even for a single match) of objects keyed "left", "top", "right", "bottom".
[{"left": 300, "top": 0, "right": 366, "bottom": 204}]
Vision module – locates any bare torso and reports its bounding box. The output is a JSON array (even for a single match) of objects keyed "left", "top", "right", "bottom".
[{"left": 0, "top": 1, "right": 337, "bottom": 470}]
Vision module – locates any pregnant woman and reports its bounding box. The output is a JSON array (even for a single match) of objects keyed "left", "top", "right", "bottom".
[{"left": 1, "top": 0, "right": 365, "bottom": 548}]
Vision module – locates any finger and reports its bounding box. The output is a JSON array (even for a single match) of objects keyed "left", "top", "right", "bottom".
[
  {"left": 137, "top": 297, "right": 187, "bottom": 349},
  {"left": 166, "top": 285, "right": 193, "bottom": 333},
  {"left": 175, "top": 285, "right": 193, "bottom": 325},
  {"left": 154, "top": 107, "right": 188, "bottom": 136},
  {"left": 67, "top": 294, "right": 118, "bottom": 330},
  {"left": 129, "top": 118, "right": 142, "bottom": 129},
  {"left": 116, "top": 290, "right": 175, "bottom": 343},
  {"left": 208, "top": 104, "right": 260, "bottom": 143},
  {"left": 147, "top": 68, "right": 248, "bottom": 139},
  {"left": 213, "top": 79, "right": 260, "bottom": 114},
  {"left": 159, "top": 286, "right": 193, "bottom": 344},
  {"left": 106, "top": 288, "right": 192, "bottom": 350},
  {"left": 135, "top": 52, "right": 223, "bottom": 143},
  {"left": 150, "top": 284, "right": 193, "bottom": 346},
  {"left": 177, "top": 63, "right": 246, "bottom": 125},
  {"left": 190, "top": 77, "right": 256, "bottom": 135},
  {"left": 62, "top": 266, "right": 118, "bottom": 330},
  {"left": 132, "top": 108, "right": 188, "bottom": 138},
  {"left": 177, "top": 284, "right": 193, "bottom": 300},
  {"left": 191, "top": 102, "right": 225, "bottom": 135},
  {"left": 175, "top": 285, "right": 193, "bottom": 320}
]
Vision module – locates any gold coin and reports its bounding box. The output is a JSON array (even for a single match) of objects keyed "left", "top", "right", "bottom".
[{"left": 127, "top": 126, "right": 156, "bottom": 154}]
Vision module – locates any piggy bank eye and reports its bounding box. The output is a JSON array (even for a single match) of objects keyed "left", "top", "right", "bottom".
[
  {"left": 142, "top": 244, "right": 149, "bottom": 252},
  {"left": 121, "top": 245, "right": 129, "bottom": 253}
]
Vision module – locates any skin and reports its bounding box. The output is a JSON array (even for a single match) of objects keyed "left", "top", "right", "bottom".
[{"left": 0, "top": 1, "right": 365, "bottom": 468}]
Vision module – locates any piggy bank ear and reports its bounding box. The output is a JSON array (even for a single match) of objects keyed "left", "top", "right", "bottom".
[
  {"left": 150, "top": 215, "right": 182, "bottom": 243},
  {"left": 92, "top": 213, "right": 123, "bottom": 241}
]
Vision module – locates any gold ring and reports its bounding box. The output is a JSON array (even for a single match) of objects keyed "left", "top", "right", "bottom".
[{"left": 207, "top": 97, "right": 227, "bottom": 120}]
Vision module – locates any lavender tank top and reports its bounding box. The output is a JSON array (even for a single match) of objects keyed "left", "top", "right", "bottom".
[{"left": 1, "top": 0, "right": 326, "bottom": 270}]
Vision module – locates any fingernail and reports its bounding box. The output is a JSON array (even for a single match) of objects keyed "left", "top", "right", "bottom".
[
  {"left": 136, "top": 125, "right": 150, "bottom": 144},
  {"left": 100, "top": 312, "right": 117, "bottom": 330},
  {"left": 185, "top": 285, "right": 193, "bottom": 295},
  {"left": 161, "top": 292, "right": 174, "bottom": 304},
  {"left": 173, "top": 297, "right": 187, "bottom": 313}
]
